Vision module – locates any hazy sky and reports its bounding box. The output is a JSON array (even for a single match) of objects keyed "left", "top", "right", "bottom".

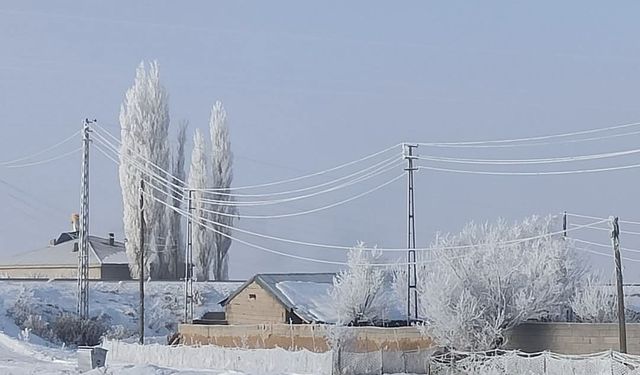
[{"left": 2, "top": 1, "right": 640, "bottom": 280}]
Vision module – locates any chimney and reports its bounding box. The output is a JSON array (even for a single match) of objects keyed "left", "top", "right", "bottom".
[
  {"left": 108, "top": 233, "right": 115, "bottom": 246},
  {"left": 71, "top": 213, "right": 80, "bottom": 232}
]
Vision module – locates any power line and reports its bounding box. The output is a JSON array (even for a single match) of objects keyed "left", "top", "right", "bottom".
[
  {"left": 418, "top": 128, "right": 640, "bottom": 149},
  {"left": 416, "top": 147, "right": 640, "bottom": 166},
  {"left": 2, "top": 147, "right": 81, "bottom": 168},
  {"left": 571, "top": 238, "right": 640, "bottom": 255},
  {"left": 417, "top": 163, "right": 640, "bottom": 176},
  {"left": 0, "top": 129, "right": 80, "bottom": 166},
  {"left": 95, "top": 123, "right": 403, "bottom": 193},
  {"left": 416, "top": 121, "right": 640, "bottom": 148},
  {"left": 145, "top": 177, "right": 608, "bottom": 252},
  {"left": 94, "top": 141, "right": 407, "bottom": 219}
]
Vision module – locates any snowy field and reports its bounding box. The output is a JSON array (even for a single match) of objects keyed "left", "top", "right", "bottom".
[{"left": 0, "top": 280, "right": 259, "bottom": 374}]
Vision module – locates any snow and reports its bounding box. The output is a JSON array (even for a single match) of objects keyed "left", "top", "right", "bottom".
[
  {"left": 275, "top": 281, "right": 338, "bottom": 323},
  {"left": 0, "top": 280, "right": 241, "bottom": 339},
  {"left": 0, "top": 280, "right": 337, "bottom": 374},
  {"left": 102, "top": 339, "right": 332, "bottom": 374}
]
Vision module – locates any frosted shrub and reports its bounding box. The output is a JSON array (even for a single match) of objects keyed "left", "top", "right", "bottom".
[
  {"left": 330, "top": 243, "right": 385, "bottom": 325},
  {"left": 51, "top": 314, "right": 108, "bottom": 346},
  {"left": 405, "top": 215, "right": 586, "bottom": 351}
]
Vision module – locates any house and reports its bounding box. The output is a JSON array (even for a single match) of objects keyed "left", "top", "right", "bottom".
[
  {"left": 0, "top": 231, "right": 131, "bottom": 280},
  {"left": 220, "top": 273, "right": 338, "bottom": 324}
]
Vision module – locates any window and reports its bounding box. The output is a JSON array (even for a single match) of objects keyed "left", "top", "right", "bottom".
[{"left": 249, "top": 293, "right": 256, "bottom": 300}]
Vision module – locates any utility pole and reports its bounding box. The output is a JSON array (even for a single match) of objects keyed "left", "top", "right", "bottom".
[
  {"left": 184, "top": 189, "right": 194, "bottom": 323},
  {"left": 611, "top": 216, "right": 627, "bottom": 353},
  {"left": 139, "top": 179, "right": 145, "bottom": 344},
  {"left": 77, "top": 119, "right": 94, "bottom": 320},
  {"left": 404, "top": 144, "right": 418, "bottom": 324}
]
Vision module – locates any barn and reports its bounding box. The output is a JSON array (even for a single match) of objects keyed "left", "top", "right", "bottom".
[
  {"left": 0, "top": 231, "right": 131, "bottom": 280},
  {"left": 219, "top": 273, "right": 338, "bottom": 324}
]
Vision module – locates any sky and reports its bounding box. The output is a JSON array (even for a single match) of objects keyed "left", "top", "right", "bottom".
[{"left": 1, "top": 1, "right": 640, "bottom": 280}]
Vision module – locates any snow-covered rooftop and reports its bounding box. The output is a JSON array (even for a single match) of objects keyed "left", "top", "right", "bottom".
[{"left": 0, "top": 233, "right": 128, "bottom": 267}]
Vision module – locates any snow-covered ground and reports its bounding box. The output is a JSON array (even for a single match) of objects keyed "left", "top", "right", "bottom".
[
  {"left": 0, "top": 280, "right": 241, "bottom": 339},
  {"left": 0, "top": 280, "right": 250, "bottom": 374}
]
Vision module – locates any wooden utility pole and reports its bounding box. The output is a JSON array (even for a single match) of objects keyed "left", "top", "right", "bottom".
[
  {"left": 611, "top": 216, "right": 627, "bottom": 353},
  {"left": 139, "top": 179, "right": 145, "bottom": 345}
]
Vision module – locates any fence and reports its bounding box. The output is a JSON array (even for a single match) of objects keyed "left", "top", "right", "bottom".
[
  {"left": 428, "top": 349, "right": 640, "bottom": 375},
  {"left": 102, "top": 339, "right": 333, "bottom": 374},
  {"left": 103, "top": 339, "right": 640, "bottom": 375}
]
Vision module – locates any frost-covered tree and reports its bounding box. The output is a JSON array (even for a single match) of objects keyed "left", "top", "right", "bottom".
[
  {"left": 403, "top": 215, "right": 586, "bottom": 351},
  {"left": 119, "top": 61, "right": 171, "bottom": 279},
  {"left": 570, "top": 275, "right": 617, "bottom": 323},
  {"left": 330, "top": 242, "right": 385, "bottom": 325},
  {"left": 164, "top": 121, "right": 188, "bottom": 279},
  {"left": 188, "top": 129, "right": 214, "bottom": 280},
  {"left": 208, "top": 101, "right": 236, "bottom": 280}
]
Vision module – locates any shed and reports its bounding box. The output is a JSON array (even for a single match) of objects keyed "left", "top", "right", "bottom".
[{"left": 220, "top": 273, "right": 338, "bottom": 324}]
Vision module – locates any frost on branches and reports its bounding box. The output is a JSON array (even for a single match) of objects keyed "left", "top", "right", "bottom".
[
  {"left": 330, "top": 243, "right": 386, "bottom": 325},
  {"left": 165, "top": 121, "right": 188, "bottom": 279},
  {"left": 570, "top": 275, "right": 617, "bottom": 323},
  {"left": 119, "top": 61, "right": 171, "bottom": 279},
  {"left": 208, "top": 101, "right": 236, "bottom": 281},
  {"left": 188, "top": 129, "right": 214, "bottom": 280},
  {"left": 409, "top": 215, "right": 585, "bottom": 351}
]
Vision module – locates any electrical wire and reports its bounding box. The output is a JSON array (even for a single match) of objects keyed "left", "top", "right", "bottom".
[
  {"left": 418, "top": 128, "right": 640, "bottom": 149},
  {"left": 570, "top": 238, "right": 640, "bottom": 254},
  {"left": 417, "top": 163, "right": 640, "bottom": 176},
  {"left": 0, "top": 129, "right": 80, "bottom": 166},
  {"left": 1, "top": 147, "right": 81, "bottom": 168},
  {"left": 144, "top": 175, "right": 610, "bottom": 252},
  {"left": 95, "top": 124, "right": 406, "bottom": 205},
  {"left": 417, "top": 121, "right": 640, "bottom": 148},
  {"left": 196, "top": 160, "right": 404, "bottom": 207},
  {"left": 416, "top": 147, "right": 640, "bottom": 166},
  {"left": 144, "top": 189, "right": 536, "bottom": 267},
  {"left": 95, "top": 140, "right": 407, "bottom": 218},
  {"left": 96, "top": 122, "right": 403, "bottom": 193}
]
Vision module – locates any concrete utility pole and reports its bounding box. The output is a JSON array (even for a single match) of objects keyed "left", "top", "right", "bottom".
[
  {"left": 77, "top": 119, "right": 94, "bottom": 320},
  {"left": 139, "top": 179, "right": 145, "bottom": 344},
  {"left": 404, "top": 144, "right": 418, "bottom": 324},
  {"left": 184, "top": 189, "right": 194, "bottom": 323},
  {"left": 611, "top": 216, "right": 627, "bottom": 353}
]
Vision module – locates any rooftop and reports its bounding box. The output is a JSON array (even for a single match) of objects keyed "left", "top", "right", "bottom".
[{"left": 0, "top": 232, "right": 128, "bottom": 267}]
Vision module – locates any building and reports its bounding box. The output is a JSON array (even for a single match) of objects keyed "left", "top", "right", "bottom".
[
  {"left": 220, "top": 273, "right": 338, "bottom": 324},
  {"left": 0, "top": 231, "right": 131, "bottom": 280}
]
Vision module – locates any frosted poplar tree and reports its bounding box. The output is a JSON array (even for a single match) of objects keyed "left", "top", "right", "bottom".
[
  {"left": 330, "top": 242, "right": 385, "bottom": 325},
  {"left": 208, "top": 101, "right": 236, "bottom": 280},
  {"left": 398, "top": 215, "right": 586, "bottom": 351},
  {"left": 188, "top": 129, "right": 214, "bottom": 280},
  {"left": 165, "top": 121, "right": 188, "bottom": 279},
  {"left": 119, "top": 61, "right": 171, "bottom": 279}
]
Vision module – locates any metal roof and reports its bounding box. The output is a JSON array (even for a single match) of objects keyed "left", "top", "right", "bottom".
[
  {"left": 220, "top": 272, "right": 336, "bottom": 322},
  {"left": 0, "top": 234, "right": 128, "bottom": 267}
]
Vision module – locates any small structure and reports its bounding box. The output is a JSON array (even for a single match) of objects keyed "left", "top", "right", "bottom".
[
  {"left": 220, "top": 273, "right": 338, "bottom": 324},
  {"left": 0, "top": 231, "right": 130, "bottom": 280},
  {"left": 77, "top": 346, "right": 108, "bottom": 371}
]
